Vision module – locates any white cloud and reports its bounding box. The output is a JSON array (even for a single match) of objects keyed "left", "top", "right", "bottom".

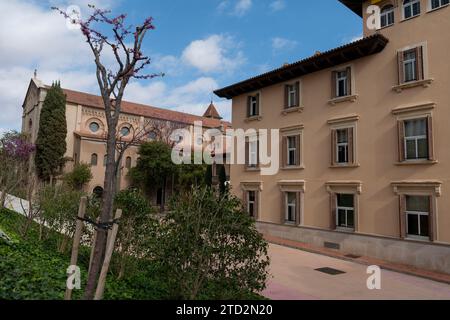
[
  {"left": 182, "top": 35, "right": 245, "bottom": 73},
  {"left": 270, "top": 0, "right": 285, "bottom": 12},
  {"left": 0, "top": 0, "right": 233, "bottom": 133},
  {"left": 271, "top": 37, "right": 298, "bottom": 52},
  {"left": 124, "top": 77, "right": 231, "bottom": 121},
  {"left": 218, "top": 0, "right": 252, "bottom": 17}
]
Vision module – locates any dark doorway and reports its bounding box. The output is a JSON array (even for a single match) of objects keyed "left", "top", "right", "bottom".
[{"left": 93, "top": 186, "right": 104, "bottom": 199}]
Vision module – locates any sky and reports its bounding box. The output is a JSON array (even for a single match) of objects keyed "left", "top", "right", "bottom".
[{"left": 0, "top": 0, "right": 363, "bottom": 134}]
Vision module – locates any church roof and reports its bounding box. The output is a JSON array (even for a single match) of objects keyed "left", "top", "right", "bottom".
[{"left": 202, "top": 102, "right": 222, "bottom": 120}]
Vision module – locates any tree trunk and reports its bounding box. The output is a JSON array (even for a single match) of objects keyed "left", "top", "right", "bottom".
[
  {"left": 118, "top": 253, "right": 126, "bottom": 280},
  {"left": 84, "top": 131, "right": 118, "bottom": 300},
  {"left": 160, "top": 177, "right": 166, "bottom": 213},
  {"left": 59, "top": 235, "right": 69, "bottom": 253},
  {"left": 0, "top": 188, "right": 7, "bottom": 209}
]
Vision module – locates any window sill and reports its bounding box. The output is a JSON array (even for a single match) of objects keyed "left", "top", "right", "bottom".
[
  {"left": 393, "top": 79, "right": 434, "bottom": 93},
  {"left": 335, "top": 227, "right": 355, "bottom": 233},
  {"left": 281, "top": 166, "right": 305, "bottom": 171},
  {"left": 245, "top": 116, "right": 262, "bottom": 123},
  {"left": 377, "top": 23, "right": 394, "bottom": 31},
  {"left": 330, "top": 163, "right": 360, "bottom": 169},
  {"left": 284, "top": 221, "right": 298, "bottom": 226},
  {"left": 395, "top": 160, "right": 438, "bottom": 166},
  {"left": 282, "top": 106, "right": 304, "bottom": 115},
  {"left": 328, "top": 94, "right": 358, "bottom": 105},
  {"left": 400, "top": 14, "right": 420, "bottom": 23},
  {"left": 427, "top": 4, "right": 449, "bottom": 14},
  {"left": 405, "top": 235, "right": 431, "bottom": 242}
]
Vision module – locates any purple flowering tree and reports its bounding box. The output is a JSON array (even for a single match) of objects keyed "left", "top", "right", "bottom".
[
  {"left": 53, "top": 5, "right": 163, "bottom": 299},
  {"left": 0, "top": 131, "right": 35, "bottom": 208}
]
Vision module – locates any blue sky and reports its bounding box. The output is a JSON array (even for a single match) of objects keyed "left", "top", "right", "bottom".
[{"left": 0, "top": 0, "right": 363, "bottom": 133}]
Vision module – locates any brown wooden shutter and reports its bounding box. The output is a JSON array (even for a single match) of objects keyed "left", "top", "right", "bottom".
[
  {"left": 330, "top": 193, "right": 337, "bottom": 230},
  {"left": 428, "top": 196, "right": 434, "bottom": 242},
  {"left": 295, "top": 81, "right": 300, "bottom": 107},
  {"left": 255, "top": 93, "right": 260, "bottom": 116},
  {"left": 331, "top": 71, "right": 337, "bottom": 98},
  {"left": 296, "top": 192, "right": 301, "bottom": 225},
  {"left": 284, "top": 85, "right": 289, "bottom": 109},
  {"left": 397, "top": 51, "right": 405, "bottom": 84},
  {"left": 281, "top": 192, "right": 286, "bottom": 224},
  {"left": 427, "top": 115, "right": 434, "bottom": 161},
  {"left": 331, "top": 129, "right": 337, "bottom": 166},
  {"left": 295, "top": 135, "right": 301, "bottom": 166},
  {"left": 247, "top": 96, "right": 251, "bottom": 117},
  {"left": 346, "top": 67, "right": 352, "bottom": 95},
  {"left": 415, "top": 46, "right": 424, "bottom": 81},
  {"left": 256, "top": 140, "right": 260, "bottom": 168},
  {"left": 281, "top": 136, "right": 287, "bottom": 168},
  {"left": 347, "top": 127, "right": 354, "bottom": 165},
  {"left": 255, "top": 191, "right": 259, "bottom": 220},
  {"left": 397, "top": 120, "right": 406, "bottom": 162},
  {"left": 243, "top": 190, "right": 248, "bottom": 214},
  {"left": 245, "top": 139, "right": 249, "bottom": 167},
  {"left": 399, "top": 195, "right": 407, "bottom": 239}
]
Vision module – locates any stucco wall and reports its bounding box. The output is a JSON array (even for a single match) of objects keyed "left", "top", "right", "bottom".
[
  {"left": 257, "top": 221, "right": 450, "bottom": 274},
  {"left": 230, "top": 1, "right": 450, "bottom": 243}
]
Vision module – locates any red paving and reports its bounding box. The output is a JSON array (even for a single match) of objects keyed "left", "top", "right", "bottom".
[{"left": 263, "top": 234, "right": 450, "bottom": 285}]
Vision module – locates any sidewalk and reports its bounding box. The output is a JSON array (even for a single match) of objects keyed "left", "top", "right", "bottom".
[{"left": 263, "top": 234, "right": 450, "bottom": 285}]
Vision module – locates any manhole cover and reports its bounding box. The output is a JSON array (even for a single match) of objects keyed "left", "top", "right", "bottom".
[
  {"left": 315, "top": 267, "right": 346, "bottom": 275},
  {"left": 345, "top": 254, "right": 361, "bottom": 259}
]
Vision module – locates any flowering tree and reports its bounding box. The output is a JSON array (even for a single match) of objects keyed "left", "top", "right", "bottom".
[
  {"left": 0, "top": 131, "right": 35, "bottom": 208},
  {"left": 53, "top": 5, "right": 162, "bottom": 299}
]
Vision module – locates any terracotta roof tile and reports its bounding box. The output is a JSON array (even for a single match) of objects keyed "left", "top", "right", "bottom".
[{"left": 51, "top": 86, "right": 231, "bottom": 129}]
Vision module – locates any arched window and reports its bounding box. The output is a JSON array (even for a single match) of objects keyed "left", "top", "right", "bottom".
[
  {"left": 93, "top": 186, "right": 104, "bottom": 199},
  {"left": 125, "top": 156, "right": 132, "bottom": 169},
  {"left": 403, "top": 0, "right": 421, "bottom": 19},
  {"left": 91, "top": 153, "right": 98, "bottom": 166},
  {"left": 103, "top": 154, "right": 108, "bottom": 167},
  {"left": 89, "top": 121, "right": 100, "bottom": 133},
  {"left": 148, "top": 131, "right": 157, "bottom": 140},
  {"left": 381, "top": 5, "right": 395, "bottom": 27},
  {"left": 120, "top": 126, "right": 130, "bottom": 137}
]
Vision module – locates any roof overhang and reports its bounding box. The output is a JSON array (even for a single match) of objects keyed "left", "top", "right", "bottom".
[
  {"left": 214, "top": 34, "right": 388, "bottom": 99},
  {"left": 339, "top": 0, "right": 364, "bottom": 17}
]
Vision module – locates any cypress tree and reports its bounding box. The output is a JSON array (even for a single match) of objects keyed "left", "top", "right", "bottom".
[{"left": 35, "top": 81, "right": 67, "bottom": 182}]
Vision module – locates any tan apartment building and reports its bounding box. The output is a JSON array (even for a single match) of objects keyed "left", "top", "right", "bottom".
[
  {"left": 215, "top": 0, "right": 450, "bottom": 273},
  {"left": 22, "top": 77, "right": 230, "bottom": 206}
]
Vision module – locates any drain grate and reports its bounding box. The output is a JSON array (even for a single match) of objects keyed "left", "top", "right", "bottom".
[
  {"left": 315, "top": 267, "right": 346, "bottom": 275},
  {"left": 345, "top": 254, "right": 361, "bottom": 259}
]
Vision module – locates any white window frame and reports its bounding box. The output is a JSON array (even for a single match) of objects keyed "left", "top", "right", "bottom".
[
  {"left": 404, "top": 118, "right": 428, "bottom": 160},
  {"left": 429, "top": 0, "right": 449, "bottom": 10},
  {"left": 287, "top": 136, "right": 297, "bottom": 166},
  {"left": 406, "top": 210, "right": 430, "bottom": 239},
  {"left": 249, "top": 96, "right": 258, "bottom": 117},
  {"left": 403, "top": 0, "right": 421, "bottom": 19},
  {"left": 285, "top": 192, "right": 297, "bottom": 224},
  {"left": 249, "top": 140, "right": 258, "bottom": 167},
  {"left": 287, "top": 84, "right": 297, "bottom": 108},
  {"left": 336, "top": 129, "right": 349, "bottom": 164},
  {"left": 336, "top": 194, "right": 355, "bottom": 229},
  {"left": 403, "top": 50, "right": 417, "bottom": 82},
  {"left": 247, "top": 191, "right": 256, "bottom": 217},
  {"left": 380, "top": 5, "right": 395, "bottom": 27},
  {"left": 336, "top": 71, "right": 348, "bottom": 97}
]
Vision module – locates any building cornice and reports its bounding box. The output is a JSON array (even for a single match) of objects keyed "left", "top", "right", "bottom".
[{"left": 214, "top": 34, "right": 388, "bottom": 99}]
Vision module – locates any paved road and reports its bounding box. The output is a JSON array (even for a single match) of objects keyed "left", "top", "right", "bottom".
[{"left": 262, "top": 244, "right": 450, "bottom": 300}]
